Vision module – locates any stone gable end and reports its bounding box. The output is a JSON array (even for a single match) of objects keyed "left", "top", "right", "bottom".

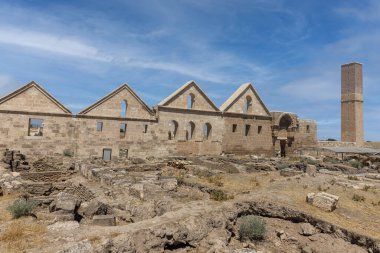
[
  {"left": 82, "top": 88, "right": 153, "bottom": 119},
  {"left": 163, "top": 84, "right": 217, "bottom": 111},
  {"left": 0, "top": 85, "right": 69, "bottom": 114},
  {"left": 224, "top": 87, "right": 269, "bottom": 116}
]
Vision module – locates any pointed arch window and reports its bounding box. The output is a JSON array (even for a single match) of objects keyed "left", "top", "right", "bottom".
[
  {"left": 203, "top": 123, "right": 212, "bottom": 140},
  {"left": 121, "top": 100, "right": 128, "bottom": 117},
  {"left": 188, "top": 93, "right": 195, "bottom": 109},
  {"left": 169, "top": 120, "right": 179, "bottom": 140},
  {"left": 244, "top": 96, "right": 253, "bottom": 113},
  {"left": 186, "top": 121, "right": 195, "bottom": 140}
]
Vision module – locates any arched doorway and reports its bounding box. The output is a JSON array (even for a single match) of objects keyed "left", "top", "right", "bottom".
[{"left": 278, "top": 114, "right": 292, "bottom": 157}]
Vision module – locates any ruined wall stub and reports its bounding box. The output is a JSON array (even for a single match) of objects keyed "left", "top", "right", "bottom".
[{"left": 341, "top": 63, "right": 364, "bottom": 146}]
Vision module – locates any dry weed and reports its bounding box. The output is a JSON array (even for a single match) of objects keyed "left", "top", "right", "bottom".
[{"left": 0, "top": 219, "right": 47, "bottom": 253}]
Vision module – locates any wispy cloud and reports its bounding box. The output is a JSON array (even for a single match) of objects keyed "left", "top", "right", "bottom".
[
  {"left": 0, "top": 26, "right": 111, "bottom": 61},
  {"left": 335, "top": 0, "right": 380, "bottom": 22}
]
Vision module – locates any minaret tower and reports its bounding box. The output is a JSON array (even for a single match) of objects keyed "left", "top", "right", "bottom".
[{"left": 341, "top": 63, "right": 364, "bottom": 146}]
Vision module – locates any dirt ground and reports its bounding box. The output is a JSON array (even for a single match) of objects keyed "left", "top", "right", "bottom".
[{"left": 0, "top": 154, "right": 379, "bottom": 252}]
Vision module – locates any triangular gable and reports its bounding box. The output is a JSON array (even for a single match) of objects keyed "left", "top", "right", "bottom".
[
  {"left": 0, "top": 81, "right": 72, "bottom": 114},
  {"left": 78, "top": 83, "right": 154, "bottom": 117},
  {"left": 220, "top": 83, "right": 271, "bottom": 116},
  {"left": 158, "top": 80, "right": 220, "bottom": 111}
]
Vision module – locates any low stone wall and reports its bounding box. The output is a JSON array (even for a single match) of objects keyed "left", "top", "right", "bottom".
[
  {"left": 365, "top": 142, "right": 380, "bottom": 149},
  {"left": 318, "top": 141, "right": 356, "bottom": 148},
  {"left": 20, "top": 171, "right": 66, "bottom": 182}
]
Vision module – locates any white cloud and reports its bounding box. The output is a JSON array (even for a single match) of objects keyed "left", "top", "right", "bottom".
[
  {"left": 0, "top": 73, "right": 18, "bottom": 97},
  {"left": 280, "top": 74, "right": 340, "bottom": 102},
  {"left": 335, "top": 0, "right": 380, "bottom": 22},
  {"left": 0, "top": 26, "right": 112, "bottom": 61}
]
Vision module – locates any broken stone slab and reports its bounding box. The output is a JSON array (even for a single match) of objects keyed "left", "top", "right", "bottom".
[
  {"left": 92, "top": 215, "right": 116, "bottom": 226},
  {"left": 24, "top": 182, "right": 53, "bottom": 196},
  {"left": 159, "top": 176, "right": 178, "bottom": 191},
  {"left": 129, "top": 183, "right": 144, "bottom": 200},
  {"left": 306, "top": 192, "right": 339, "bottom": 212},
  {"left": 365, "top": 174, "right": 380, "bottom": 180},
  {"left": 305, "top": 165, "right": 317, "bottom": 176},
  {"left": 53, "top": 210, "right": 75, "bottom": 222},
  {"left": 299, "top": 223, "right": 317, "bottom": 236},
  {"left": 50, "top": 192, "right": 81, "bottom": 213},
  {"left": 280, "top": 168, "right": 303, "bottom": 177},
  {"left": 48, "top": 221, "right": 79, "bottom": 231},
  {"left": 78, "top": 200, "right": 109, "bottom": 218},
  {"left": 57, "top": 240, "right": 93, "bottom": 253}
]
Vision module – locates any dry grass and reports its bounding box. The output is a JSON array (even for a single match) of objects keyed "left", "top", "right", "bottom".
[
  {"left": 0, "top": 219, "right": 47, "bottom": 253},
  {"left": 0, "top": 194, "right": 19, "bottom": 223}
]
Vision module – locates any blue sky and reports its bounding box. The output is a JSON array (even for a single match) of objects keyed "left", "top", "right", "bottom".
[{"left": 0, "top": 0, "right": 379, "bottom": 141}]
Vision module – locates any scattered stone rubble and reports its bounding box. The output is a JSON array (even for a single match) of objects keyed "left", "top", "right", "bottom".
[{"left": 1, "top": 150, "right": 380, "bottom": 252}]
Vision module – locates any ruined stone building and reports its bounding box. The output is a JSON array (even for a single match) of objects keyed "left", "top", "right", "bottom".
[{"left": 0, "top": 80, "right": 317, "bottom": 159}]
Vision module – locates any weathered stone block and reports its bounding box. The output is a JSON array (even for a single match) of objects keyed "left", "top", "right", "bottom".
[
  {"left": 92, "top": 215, "right": 116, "bottom": 226},
  {"left": 306, "top": 192, "right": 339, "bottom": 212}
]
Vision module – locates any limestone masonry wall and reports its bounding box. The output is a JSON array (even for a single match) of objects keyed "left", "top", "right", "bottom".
[{"left": 0, "top": 81, "right": 317, "bottom": 159}]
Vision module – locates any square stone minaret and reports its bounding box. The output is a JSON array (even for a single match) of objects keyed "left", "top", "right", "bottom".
[{"left": 341, "top": 63, "right": 364, "bottom": 146}]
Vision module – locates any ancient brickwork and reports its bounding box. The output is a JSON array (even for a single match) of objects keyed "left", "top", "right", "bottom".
[
  {"left": 0, "top": 80, "right": 317, "bottom": 159},
  {"left": 341, "top": 63, "right": 364, "bottom": 146}
]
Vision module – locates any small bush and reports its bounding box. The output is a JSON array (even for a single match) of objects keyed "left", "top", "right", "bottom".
[
  {"left": 210, "top": 190, "right": 228, "bottom": 201},
  {"left": 7, "top": 198, "right": 36, "bottom": 219},
  {"left": 239, "top": 215, "right": 266, "bottom": 241},
  {"left": 175, "top": 173, "right": 185, "bottom": 185},
  {"left": 348, "top": 175, "right": 359, "bottom": 181},
  {"left": 352, "top": 194, "right": 365, "bottom": 202},
  {"left": 63, "top": 149, "right": 73, "bottom": 157},
  {"left": 276, "top": 163, "right": 289, "bottom": 170},
  {"left": 208, "top": 175, "right": 224, "bottom": 187},
  {"left": 302, "top": 158, "right": 318, "bottom": 165},
  {"left": 349, "top": 160, "right": 362, "bottom": 169},
  {"left": 363, "top": 185, "right": 371, "bottom": 191}
]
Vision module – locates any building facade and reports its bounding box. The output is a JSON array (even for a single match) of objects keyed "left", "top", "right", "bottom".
[{"left": 0, "top": 80, "right": 317, "bottom": 159}]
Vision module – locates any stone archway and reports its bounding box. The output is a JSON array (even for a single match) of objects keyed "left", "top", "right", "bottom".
[{"left": 278, "top": 114, "right": 293, "bottom": 157}]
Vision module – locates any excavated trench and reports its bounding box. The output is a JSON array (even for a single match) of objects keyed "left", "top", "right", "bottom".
[{"left": 234, "top": 201, "right": 380, "bottom": 252}]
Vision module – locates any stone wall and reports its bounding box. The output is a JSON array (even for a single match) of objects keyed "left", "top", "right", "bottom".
[
  {"left": 222, "top": 116, "right": 273, "bottom": 155},
  {"left": 0, "top": 81, "right": 318, "bottom": 159}
]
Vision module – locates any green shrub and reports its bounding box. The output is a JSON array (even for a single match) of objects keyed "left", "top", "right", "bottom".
[
  {"left": 276, "top": 163, "right": 289, "bottom": 170},
  {"left": 301, "top": 158, "right": 318, "bottom": 165},
  {"left": 7, "top": 198, "right": 36, "bottom": 219},
  {"left": 352, "top": 194, "right": 365, "bottom": 202},
  {"left": 239, "top": 215, "right": 266, "bottom": 241},
  {"left": 210, "top": 190, "right": 228, "bottom": 201},
  {"left": 349, "top": 160, "right": 362, "bottom": 169},
  {"left": 63, "top": 149, "right": 73, "bottom": 157}
]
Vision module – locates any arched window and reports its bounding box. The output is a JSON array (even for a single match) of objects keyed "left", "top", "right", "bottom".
[
  {"left": 244, "top": 96, "right": 252, "bottom": 113},
  {"left": 186, "top": 121, "right": 195, "bottom": 140},
  {"left": 169, "top": 120, "right": 178, "bottom": 140},
  {"left": 121, "top": 100, "right": 128, "bottom": 117},
  {"left": 203, "top": 123, "right": 212, "bottom": 140},
  {"left": 188, "top": 93, "right": 195, "bottom": 109}
]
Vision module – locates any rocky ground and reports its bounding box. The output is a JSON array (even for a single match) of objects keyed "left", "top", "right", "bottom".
[{"left": 0, "top": 150, "right": 379, "bottom": 253}]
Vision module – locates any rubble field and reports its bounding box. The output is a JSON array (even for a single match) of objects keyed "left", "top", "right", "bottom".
[{"left": 0, "top": 150, "right": 379, "bottom": 253}]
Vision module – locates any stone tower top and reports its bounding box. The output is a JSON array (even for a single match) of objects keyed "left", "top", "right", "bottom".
[
  {"left": 341, "top": 63, "right": 363, "bottom": 97},
  {"left": 341, "top": 62, "right": 364, "bottom": 145}
]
